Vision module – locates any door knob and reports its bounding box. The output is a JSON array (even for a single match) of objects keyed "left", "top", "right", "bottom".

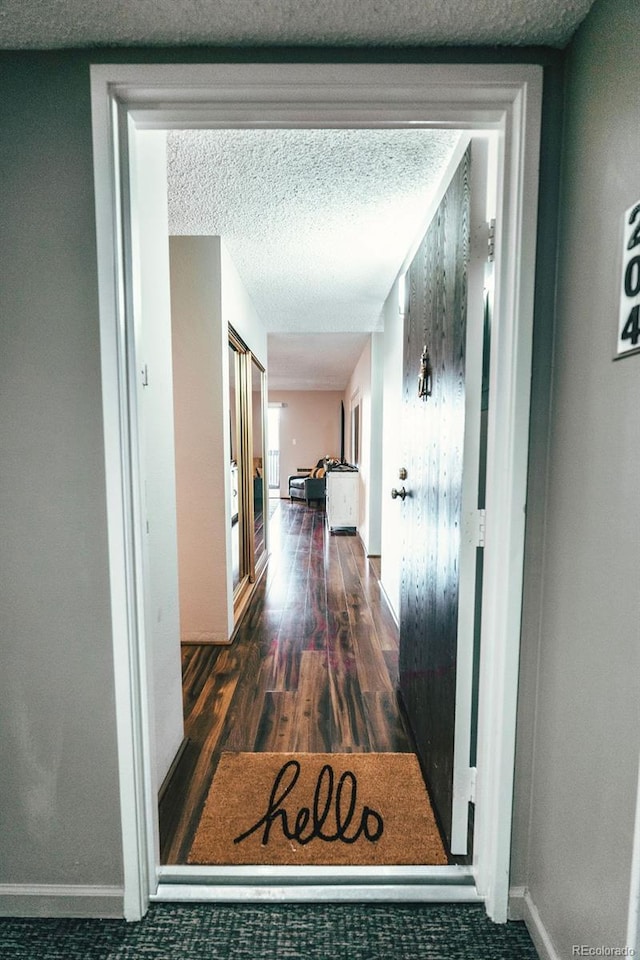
[{"left": 391, "top": 486, "right": 407, "bottom": 501}]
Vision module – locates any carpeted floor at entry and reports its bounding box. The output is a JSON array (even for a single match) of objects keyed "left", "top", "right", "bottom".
[
  {"left": 0, "top": 903, "right": 539, "bottom": 959},
  {"left": 188, "top": 752, "right": 447, "bottom": 866}
]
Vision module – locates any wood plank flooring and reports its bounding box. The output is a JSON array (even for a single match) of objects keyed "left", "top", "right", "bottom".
[{"left": 159, "top": 499, "right": 412, "bottom": 864}]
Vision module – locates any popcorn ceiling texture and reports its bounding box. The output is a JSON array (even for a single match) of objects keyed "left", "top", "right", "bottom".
[
  {"left": 167, "top": 128, "right": 460, "bottom": 340},
  {"left": 267, "top": 333, "right": 370, "bottom": 391},
  {"left": 0, "top": 0, "right": 596, "bottom": 49},
  {"left": 169, "top": 129, "right": 466, "bottom": 387}
]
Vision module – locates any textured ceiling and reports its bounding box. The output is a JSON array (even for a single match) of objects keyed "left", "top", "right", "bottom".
[
  {"left": 267, "top": 334, "right": 370, "bottom": 391},
  {"left": 0, "top": 0, "right": 596, "bottom": 49},
  {"left": 167, "top": 128, "right": 460, "bottom": 388}
]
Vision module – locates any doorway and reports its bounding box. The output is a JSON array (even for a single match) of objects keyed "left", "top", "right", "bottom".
[
  {"left": 162, "top": 143, "right": 477, "bottom": 870},
  {"left": 91, "top": 62, "right": 542, "bottom": 922}
]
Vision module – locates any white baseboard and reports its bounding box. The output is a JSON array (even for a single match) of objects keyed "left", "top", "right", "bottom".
[
  {"left": 509, "top": 886, "right": 561, "bottom": 960},
  {"left": 0, "top": 884, "right": 124, "bottom": 919},
  {"left": 378, "top": 578, "right": 400, "bottom": 631},
  {"left": 158, "top": 736, "right": 189, "bottom": 802}
]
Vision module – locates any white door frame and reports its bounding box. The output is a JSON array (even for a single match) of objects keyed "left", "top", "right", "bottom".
[
  {"left": 90, "top": 62, "right": 542, "bottom": 923},
  {"left": 627, "top": 751, "right": 640, "bottom": 953}
]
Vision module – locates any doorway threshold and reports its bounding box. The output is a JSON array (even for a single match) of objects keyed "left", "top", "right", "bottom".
[{"left": 152, "top": 865, "right": 480, "bottom": 903}]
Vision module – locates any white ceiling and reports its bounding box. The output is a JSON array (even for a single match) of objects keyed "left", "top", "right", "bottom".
[
  {"left": 266, "top": 333, "right": 371, "bottom": 392},
  {"left": 0, "top": 0, "right": 595, "bottom": 49},
  {"left": 167, "top": 128, "right": 461, "bottom": 389}
]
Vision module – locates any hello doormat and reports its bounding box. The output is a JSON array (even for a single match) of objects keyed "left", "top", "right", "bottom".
[{"left": 187, "top": 752, "right": 447, "bottom": 866}]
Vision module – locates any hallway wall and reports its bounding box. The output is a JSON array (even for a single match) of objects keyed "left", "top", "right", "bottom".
[
  {"left": 170, "top": 236, "right": 231, "bottom": 644},
  {"left": 380, "top": 277, "right": 404, "bottom": 621},
  {"left": 0, "top": 53, "right": 123, "bottom": 912},
  {"left": 511, "top": 0, "right": 640, "bottom": 952},
  {"left": 171, "top": 237, "right": 268, "bottom": 644},
  {"left": 343, "top": 337, "right": 377, "bottom": 554}
]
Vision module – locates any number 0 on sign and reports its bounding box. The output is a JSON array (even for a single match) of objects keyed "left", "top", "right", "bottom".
[{"left": 617, "top": 200, "right": 640, "bottom": 358}]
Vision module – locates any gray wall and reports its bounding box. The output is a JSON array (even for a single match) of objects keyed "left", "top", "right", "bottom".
[
  {"left": 513, "top": 0, "right": 640, "bottom": 951},
  {"left": 0, "top": 55, "right": 123, "bottom": 902},
  {"left": 4, "top": 38, "right": 617, "bottom": 927}
]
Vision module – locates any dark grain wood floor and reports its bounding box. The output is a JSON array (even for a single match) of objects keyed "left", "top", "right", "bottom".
[{"left": 159, "top": 499, "right": 412, "bottom": 864}]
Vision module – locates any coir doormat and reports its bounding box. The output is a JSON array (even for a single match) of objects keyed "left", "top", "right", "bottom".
[{"left": 188, "top": 752, "right": 447, "bottom": 866}]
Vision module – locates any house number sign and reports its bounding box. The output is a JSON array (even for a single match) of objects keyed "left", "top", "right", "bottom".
[{"left": 616, "top": 199, "right": 640, "bottom": 358}]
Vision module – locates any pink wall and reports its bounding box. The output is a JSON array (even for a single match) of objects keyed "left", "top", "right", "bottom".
[{"left": 268, "top": 390, "right": 343, "bottom": 497}]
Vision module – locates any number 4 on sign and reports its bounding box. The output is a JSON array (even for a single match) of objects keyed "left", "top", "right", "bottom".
[
  {"left": 617, "top": 201, "right": 640, "bottom": 358},
  {"left": 621, "top": 305, "right": 640, "bottom": 347}
]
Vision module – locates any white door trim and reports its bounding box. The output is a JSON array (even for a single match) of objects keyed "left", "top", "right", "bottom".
[
  {"left": 90, "top": 62, "right": 542, "bottom": 923},
  {"left": 451, "top": 135, "right": 493, "bottom": 855},
  {"left": 627, "top": 751, "right": 640, "bottom": 953}
]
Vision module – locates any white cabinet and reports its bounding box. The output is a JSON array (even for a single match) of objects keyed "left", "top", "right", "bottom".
[{"left": 326, "top": 470, "right": 359, "bottom": 531}]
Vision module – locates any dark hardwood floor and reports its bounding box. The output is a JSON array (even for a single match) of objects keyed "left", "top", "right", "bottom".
[{"left": 159, "top": 499, "right": 412, "bottom": 864}]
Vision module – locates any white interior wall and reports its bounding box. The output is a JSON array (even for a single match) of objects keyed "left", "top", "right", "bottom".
[
  {"left": 129, "top": 129, "right": 184, "bottom": 788},
  {"left": 170, "top": 236, "right": 233, "bottom": 643},
  {"left": 343, "top": 339, "right": 372, "bottom": 550},
  {"left": 220, "top": 242, "right": 267, "bottom": 368},
  {"left": 380, "top": 276, "right": 405, "bottom": 621},
  {"left": 170, "top": 237, "right": 269, "bottom": 644},
  {"left": 367, "top": 333, "right": 384, "bottom": 556}
]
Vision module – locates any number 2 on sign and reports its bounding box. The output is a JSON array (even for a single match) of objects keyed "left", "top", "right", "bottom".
[{"left": 618, "top": 202, "right": 640, "bottom": 356}]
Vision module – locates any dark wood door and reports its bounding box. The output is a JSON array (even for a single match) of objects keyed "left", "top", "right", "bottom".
[{"left": 398, "top": 146, "right": 471, "bottom": 852}]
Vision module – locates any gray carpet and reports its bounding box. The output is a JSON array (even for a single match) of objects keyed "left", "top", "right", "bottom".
[{"left": 0, "top": 903, "right": 538, "bottom": 959}]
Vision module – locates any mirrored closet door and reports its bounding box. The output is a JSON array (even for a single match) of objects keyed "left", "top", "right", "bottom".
[{"left": 228, "top": 327, "right": 267, "bottom": 624}]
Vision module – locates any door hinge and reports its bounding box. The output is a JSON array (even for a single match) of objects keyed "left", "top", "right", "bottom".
[
  {"left": 487, "top": 219, "right": 496, "bottom": 263},
  {"left": 465, "top": 508, "right": 486, "bottom": 548},
  {"left": 141, "top": 364, "right": 149, "bottom": 388},
  {"left": 477, "top": 508, "right": 486, "bottom": 548},
  {"left": 469, "top": 766, "right": 477, "bottom": 804}
]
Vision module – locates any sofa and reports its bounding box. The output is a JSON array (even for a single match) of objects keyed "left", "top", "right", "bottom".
[{"left": 288, "top": 460, "right": 326, "bottom": 505}]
